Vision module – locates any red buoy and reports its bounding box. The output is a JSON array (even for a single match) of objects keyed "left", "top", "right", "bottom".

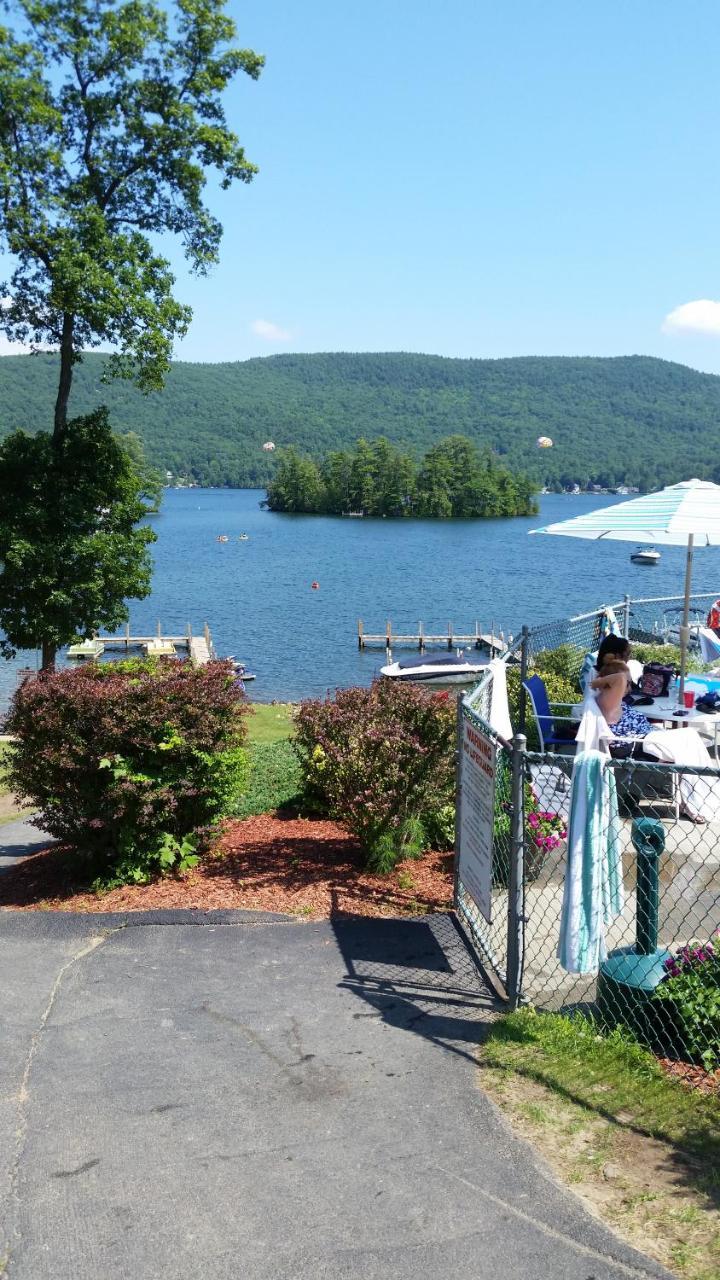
[{"left": 311, "top": 581, "right": 320, "bottom": 590}]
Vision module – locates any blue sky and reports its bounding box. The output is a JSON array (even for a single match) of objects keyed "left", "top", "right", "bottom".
[{"left": 8, "top": 1, "right": 720, "bottom": 371}]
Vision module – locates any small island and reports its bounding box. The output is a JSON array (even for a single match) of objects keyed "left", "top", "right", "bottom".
[{"left": 265, "top": 435, "right": 538, "bottom": 518}]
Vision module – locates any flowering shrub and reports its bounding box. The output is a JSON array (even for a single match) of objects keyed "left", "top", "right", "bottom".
[
  {"left": 527, "top": 805, "right": 567, "bottom": 852},
  {"left": 525, "top": 788, "right": 567, "bottom": 880},
  {"left": 5, "top": 658, "right": 248, "bottom": 885},
  {"left": 654, "top": 933, "right": 720, "bottom": 1071},
  {"left": 492, "top": 782, "right": 567, "bottom": 886},
  {"left": 294, "top": 681, "right": 455, "bottom": 872}
]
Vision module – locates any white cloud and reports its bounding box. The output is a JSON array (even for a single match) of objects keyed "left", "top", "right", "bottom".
[
  {"left": 662, "top": 299, "right": 720, "bottom": 336},
  {"left": 251, "top": 318, "right": 291, "bottom": 342}
]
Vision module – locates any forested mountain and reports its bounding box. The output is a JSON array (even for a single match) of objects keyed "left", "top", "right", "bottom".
[
  {"left": 1, "top": 350, "right": 719, "bottom": 491},
  {"left": 266, "top": 436, "right": 538, "bottom": 518}
]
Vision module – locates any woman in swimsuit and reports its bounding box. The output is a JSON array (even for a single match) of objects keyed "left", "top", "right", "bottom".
[{"left": 590, "top": 639, "right": 651, "bottom": 739}]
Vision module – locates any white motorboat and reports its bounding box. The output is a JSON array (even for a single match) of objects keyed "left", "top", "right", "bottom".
[
  {"left": 380, "top": 651, "right": 489, "bottom": 685},
  {"left": 630, "top": 547, "right": 661, "bottom": 564},
  {"left": 67, "top": 637, "right": 105, "bottom": 659}
]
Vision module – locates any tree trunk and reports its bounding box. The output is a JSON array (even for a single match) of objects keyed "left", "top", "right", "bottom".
[
  {"left": 44, "top": 313, "right": 74, "bottom": 662},
  {"left": 53, "top": 312, "right": 75, "bottom": 439},
  {"left": 41, "top": 640, "right": 57, "bottom": 672}
]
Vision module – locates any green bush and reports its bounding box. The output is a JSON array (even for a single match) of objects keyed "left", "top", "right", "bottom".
[
  {"left": 6, "top": 658, "right": 249, "bottom": 886},
  {"left": 533, "top": 643, "right": 586, "bottom": 683},
  {"left": 632, "top": 642, "right": 703, "bottom": 673},
  {"left": 294, "top": 681, "right": 455, "bottom": 873},
  {"left": 654, "top": 935, "right": 720, "bottom": 1071},
  {"left": 422, "top": 803, "right": 456, "bottom": 852}
]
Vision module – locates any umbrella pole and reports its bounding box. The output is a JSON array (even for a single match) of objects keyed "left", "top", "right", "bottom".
[{"left": 678, "top": 533, "right": 694, "bottom": 708}]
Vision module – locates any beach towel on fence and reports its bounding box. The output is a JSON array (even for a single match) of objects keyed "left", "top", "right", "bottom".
[{"left": 557, "top": 748, "right": 624, "bottom": 975}]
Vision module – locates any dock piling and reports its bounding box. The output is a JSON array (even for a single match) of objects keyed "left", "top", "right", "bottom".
[{"left": 355, "top": 621, "right": 507, "bottom": 654}]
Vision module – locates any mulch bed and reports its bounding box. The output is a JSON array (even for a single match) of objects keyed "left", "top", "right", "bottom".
[
  {"left": 0, "top": 811, "right": 455, "bottom": 918},
  {"left": 657, "top": 1057, "right": 720, "bottom": 1095}
]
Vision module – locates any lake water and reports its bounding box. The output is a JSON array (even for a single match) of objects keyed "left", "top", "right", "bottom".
[{"left": 3, "top": 489, "right": 720, "bottom": 707}]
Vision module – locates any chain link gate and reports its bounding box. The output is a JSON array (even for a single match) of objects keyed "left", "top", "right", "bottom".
[{"left": 455, "top": 598, "right": 720, "bottom": 1076}]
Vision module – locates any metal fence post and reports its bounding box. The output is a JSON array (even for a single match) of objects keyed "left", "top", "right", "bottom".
[
  {"left": 506, "top": 731, "right": 526, "bottom": 1008},
  {"left": 623, "top": 593, "right": 631, "bottom": 639},
  {"left": 518, "top": 625, "right": 529, "bottom": 736}
]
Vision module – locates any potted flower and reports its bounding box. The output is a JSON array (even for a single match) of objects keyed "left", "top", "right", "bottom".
[
  {"left": 653, "top": 932, "right": 720, "bottom": 1070},
  {"left": 525, "top": 790, "right": 567, "bottom": 882}
]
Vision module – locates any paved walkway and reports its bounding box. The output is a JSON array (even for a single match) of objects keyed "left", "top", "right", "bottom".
[
  {"left": 0, "top": 816, "right": 54, "bottom": 872},
  {"left": 0, "top": 910, "right": 671, "bottom": 1280}
]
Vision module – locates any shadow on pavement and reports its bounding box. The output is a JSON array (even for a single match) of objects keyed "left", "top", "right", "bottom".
[{"left": 331, "top": 907, "right": 500, "bottom": 1066}]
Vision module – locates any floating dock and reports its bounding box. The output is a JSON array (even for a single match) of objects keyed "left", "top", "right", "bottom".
[
  {"left": 357, "top": 620, "right": 508, "bottom": 653},
  {"left": 93, "top": 622, "right": 215, "bottom": 665}
]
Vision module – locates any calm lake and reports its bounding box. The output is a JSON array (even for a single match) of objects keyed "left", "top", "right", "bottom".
[{"left": 3, "top": 489, "right": 720, "bottom": 708}]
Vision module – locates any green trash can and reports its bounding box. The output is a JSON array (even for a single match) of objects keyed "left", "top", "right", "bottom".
[{"left": 596, "top": 817, "right": 673, "bottom": 1052}]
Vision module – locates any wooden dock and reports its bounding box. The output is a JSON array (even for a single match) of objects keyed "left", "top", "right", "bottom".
[
  {"left": 357, "top": 620, "right": 509, "bottom": 653},
  {"left": 95, "top": 622, "right": 215, "bottom": 664}
]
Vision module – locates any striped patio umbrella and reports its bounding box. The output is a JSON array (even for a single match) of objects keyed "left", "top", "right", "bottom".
[{"left": 530, "top": 479, "right": 720, "bottom": 703}]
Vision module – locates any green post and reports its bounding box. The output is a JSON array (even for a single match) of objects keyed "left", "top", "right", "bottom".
[
  {"left": 597, "top": 817, "right": 671, "bottom": 1050},
  {"left": 634, "top": 817, "right": 663, "bottom": 956}
]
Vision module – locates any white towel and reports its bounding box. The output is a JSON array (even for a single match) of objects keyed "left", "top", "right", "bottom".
[
  {"left": 642, "top": 727, "right": 720, "bottom": 821},
  {"left": 574, "top": 693, "right": 613, "bottom": 755},
  {"left": 488, "top": 657, "right": 513, "bottom": 742}
]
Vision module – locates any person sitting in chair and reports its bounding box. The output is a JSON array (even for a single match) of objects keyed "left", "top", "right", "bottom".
[{"left": 589, "top": 638, "right": 651, "bottom": 740}]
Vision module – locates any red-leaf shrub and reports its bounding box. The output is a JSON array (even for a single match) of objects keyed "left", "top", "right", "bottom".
[
  {"left": 294, "top": 681, "right": 455, "bottom": 872},
  {"left": 5, "top": 658, "right": 249, "bottom": 884}
]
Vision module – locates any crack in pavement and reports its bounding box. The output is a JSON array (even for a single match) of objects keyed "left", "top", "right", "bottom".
[
  {"left": 4, "top": 930, "right": 118, "bottom": 1270},
  {"left": 436, "top": 1164, "right": 664, "bottom": 1279}
]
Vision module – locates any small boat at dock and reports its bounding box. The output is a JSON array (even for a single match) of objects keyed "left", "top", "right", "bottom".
[
  {"left": 143, "top": 638, "right": 176, "bottom": 657},
  {"left": 230, "top": 659, "right": 256, "bottom": 682},
  {"left": 67, "top": 637, "right": 105, "bottom": 659},
  {"left": 380, "top": 651, "right": 489, "bottom": 685},
  {"left": 630, "top": 547, "right": 661, "bottom": 564}
]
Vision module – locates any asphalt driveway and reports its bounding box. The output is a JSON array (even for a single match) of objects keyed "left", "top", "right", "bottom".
[{"left": 0, "top": 910, "right": 671, "bottom": 1280}]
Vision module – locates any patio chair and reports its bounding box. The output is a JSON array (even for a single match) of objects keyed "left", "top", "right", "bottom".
[{"left": 522, "top": 674, "right": 578, "bottom": 753}]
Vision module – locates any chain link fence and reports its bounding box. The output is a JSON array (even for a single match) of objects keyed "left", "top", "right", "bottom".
[
  {"left": 456, "top": 595, "right": 720, "bottom": 1076},
  {"left": 454, "top": 697, "right": 514, "bottom": 999}
]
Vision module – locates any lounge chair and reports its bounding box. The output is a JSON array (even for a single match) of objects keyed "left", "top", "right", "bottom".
[{"left": 522, "top": 674, "right": 578, "bottom": 753}]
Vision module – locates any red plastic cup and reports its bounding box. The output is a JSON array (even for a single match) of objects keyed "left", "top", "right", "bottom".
[{"left": 683, "top": 690, "right": 695, "bottom": 709}]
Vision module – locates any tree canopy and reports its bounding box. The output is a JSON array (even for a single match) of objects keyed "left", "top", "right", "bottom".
[
  {"left": 0, "top": 0, "right": 260, "bottom": 666},
  {"left": 265, "top": 436, "right": 538, "bottom": 519},
  {"left": 0, "top": 0, "right": 263, "bottom": 431},
  {"left": 0, "top": 408, "right": 155, "bottom": 667},
  {"left": 1, "top": 350, "right": 718, "bottom": 493}
]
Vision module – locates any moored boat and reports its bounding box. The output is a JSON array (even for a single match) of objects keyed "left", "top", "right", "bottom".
[
  {"left": 67, "top": 637, "right": 105, "bottom": 659},
  {"left": 630, "top": 547, "right": 661, "bottom": 564},
  {"left": 143, "top": 638, "right": 176, "bottom": 656},
  {"left": 380, "top": 651, "right": 489, "bottom": 685}
]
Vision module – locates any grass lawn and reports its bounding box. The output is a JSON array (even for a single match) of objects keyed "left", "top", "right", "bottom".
[
  {"left": 233, "top": 704, "right": 303, "bottom": 819},
  {"left": 0, "top": 742, "right": 29, "bottom": 825},
  {"left": 481, "top": 1009, "right": 720, "bottom": 1280},
  {"left": 245, "top": 702, "right": 295, "bottom": 745}
]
